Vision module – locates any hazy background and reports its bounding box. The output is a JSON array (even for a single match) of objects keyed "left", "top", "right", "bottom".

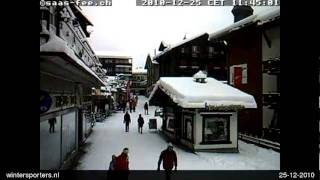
[{"left": 82, "top": 1, "right": 276, "bottom": 69}]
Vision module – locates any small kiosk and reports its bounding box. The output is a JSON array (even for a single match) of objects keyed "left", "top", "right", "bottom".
[{"left": 149, "top": 71, "right": 257, "bottom": 152}]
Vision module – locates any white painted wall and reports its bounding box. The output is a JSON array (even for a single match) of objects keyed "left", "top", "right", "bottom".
[
  {"left": 263, "top": 107, "right": 275, "bottom": 128},
  {"left": 262, "top": 26, "right": 280, "bottom": 60},
  {"left": 262, "top": 25, "right": 280, "bottom": 129}
]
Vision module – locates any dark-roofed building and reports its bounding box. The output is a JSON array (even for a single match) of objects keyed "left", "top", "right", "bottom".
[
  {"left": 154, "top": 33, "right": 227, "bottom": 80},
  {"left": 98, "top": 55, "right": 133, "bottom": 76},
  {"left": 144, "top": 54, "right": 159, "bottom": 95}
]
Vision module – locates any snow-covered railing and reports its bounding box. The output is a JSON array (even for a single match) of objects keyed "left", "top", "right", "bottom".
[{"left": 239, "top": 133, "right": 280, "bottom": 152}]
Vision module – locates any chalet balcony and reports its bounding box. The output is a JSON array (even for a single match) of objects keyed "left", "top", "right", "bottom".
[
  {"left": 262, "top": 57, "right": 280, "bottom": 75},
  {"left": 40, "top": 11, "right": 104, "bottom": 87}
]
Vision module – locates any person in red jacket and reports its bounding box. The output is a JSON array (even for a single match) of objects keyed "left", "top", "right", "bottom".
[
  {"left": 157, "top": 142, "right": 177, "bottom": 180},
  {"left": 115, "top": 147, "right": 130, "bottom": 180}
]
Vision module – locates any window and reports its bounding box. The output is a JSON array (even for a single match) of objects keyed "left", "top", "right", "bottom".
[
  {"left": 166, "top": 116, "right": 175, "bottom": 132},
  {"left": 192, "top": 46, "right": 200, "bottom": 53},
  {"left": 202, "top": 115, "right": 230, "bottom": 143},
  {"left": 208, "top": 47, "right": 214, "bottom": 58},
  {"left": 183, "top": 114, "right": 193, "bottom": 141},
  {"left": 181, "top": 47, "right": 185, "bottom": 53},
  {"left": 40, "top": 9, "right": 50, "bottom": 30},
  {"left": 192, "top": 46, "right": 200, "bottom": 57}
]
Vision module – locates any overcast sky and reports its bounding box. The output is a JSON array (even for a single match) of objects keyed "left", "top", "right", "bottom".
[{"left": 82, "top": 2, "right": 276, "bottom": 69}]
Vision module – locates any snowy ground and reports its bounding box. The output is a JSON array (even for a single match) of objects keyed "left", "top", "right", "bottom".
[{"left": 75, "top": 96, "right": 280, "bottom": 170}]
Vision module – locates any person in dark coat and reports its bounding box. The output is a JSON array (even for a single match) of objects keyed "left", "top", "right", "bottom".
[
  {"left": 132, "top": 98, "right": 137, "bottom": 112},
  {"left": 114, "top": 148, "right": 130, "bottom": 180},
  {"left": 48, "top": 118, "right": 56, "bottom": 133},
  {"left": 129, "top": 99, "right": 133, "bottom": 113},
  {"left": 157, "top": 142, "right": 177, "bottom": 180},
  {"left": 137, "top": 114, "right": 144, "bottom": 134},
  {"left": 107, "top": 155, "right": 117, "bottom": 180},
  {"left": 123, "top": 111, "right": 131, "bottom": 132},
  {"left": 144, "top": 102, "right": 149, "bottom": 115}
]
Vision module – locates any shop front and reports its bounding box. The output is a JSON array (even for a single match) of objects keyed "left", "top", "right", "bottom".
[{"left": 149, "top": 72, "right": 257, "bottom": 152}]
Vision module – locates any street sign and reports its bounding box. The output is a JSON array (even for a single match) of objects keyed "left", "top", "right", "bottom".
[{"left": 40, "top": 90, "right": 52, "bottom": 114}]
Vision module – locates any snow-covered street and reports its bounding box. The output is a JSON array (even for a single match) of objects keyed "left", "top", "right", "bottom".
[{"left": 75, "top": 96, "right": 280, "bottom": 170}]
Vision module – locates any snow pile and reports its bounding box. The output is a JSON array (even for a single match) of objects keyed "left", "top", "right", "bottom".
[
  {"left": 75, "top": 96, "right": 279, "bottom": 170},
  {"left": 40, "top": 32, "right": 105, "bottom": 85},
  {"left": 149, "top": 77, "right": 257, "bottom": 109},
  {"left": 132, "top": 68, "right": 147, "bottom": 74},
  {"left": 193, "top": 70, "right": 207, "bottom": 79}
]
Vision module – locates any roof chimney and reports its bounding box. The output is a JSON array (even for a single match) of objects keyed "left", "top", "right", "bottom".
[{"left": 231, "top": 5, "right": 253, "bottom": 23}]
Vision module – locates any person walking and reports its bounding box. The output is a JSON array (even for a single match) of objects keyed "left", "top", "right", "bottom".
[
  {"left": 115, "top": 148, "right": 130, "bottom": 180},
  {"left": 107, "top": 155, "right": 117, "bottom": 180},
  {"left": 123, "top": 111, "right": 131, "bottom": 132},
  {"left": 135, "top": 95, "right": 138, "bottom": 105},
  {"left": 157, "top": 142, "right": 177, "bottom": 180},
  {"left": 144, "top": 102, "right": 149, "bottom": 115},
  {"left": 129, "top": 99, "right": 133, "bottom": 113},
  {"left": 137, "top": 114, "right": 144, "bottom": 134},
  {"left": 132, "top": 98, "right": 137, "bottom": 112},
  {"left": 48, "top": 117, "right": 56, "bottom": 133}
]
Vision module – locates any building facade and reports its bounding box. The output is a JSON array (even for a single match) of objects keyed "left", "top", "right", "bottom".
[
  {"left": 98, "top": 55, "right": 133, "bottom": 76},
  {"left": 40, "top": 4, "right": 104, "bottom": 170},
  {"left": 144, "top": 54, "right": 159, "bottom": 95},
  {"left": 131, "top": 68, "right": 147, "bottom": 95},
  {"left": 209, "top": 7, "right": 280, "bottom": 141},
  {"left": 154, "top": 33, "right": 227, "bottom": 81}
]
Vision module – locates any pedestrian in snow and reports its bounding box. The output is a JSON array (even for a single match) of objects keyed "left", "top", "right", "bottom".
[
  {"left": 115, "top": 148, "right": 130, "bottom": 180},
  {"left": 109, "top": 154, "right": 117, "bottom": 170},
  {"left": 157, "top": 142, "right": 177, "bottom": 180},
  {"left": 129, "top": 99, "right": 133, "bottom": 113},
  {"left": 135, "top": 95, "right": 138, "bottom": 105},
  {"left": 107, "top": 155, "right": 117, "bottom": 180},
  {"left": 132, "top": 98, "right": 137, "bottom": 112},
  {"left": 123, "top": 111, "right": 131, "bottom": 132},
  {"left": 48, "top": 117, "right": 56, "bottom": 133},
  {"left": 144, "top": 102, "right": 149, "bottom": 115},
  {"left": 137, "top": 114, "right": 144, "bottom": 134}
]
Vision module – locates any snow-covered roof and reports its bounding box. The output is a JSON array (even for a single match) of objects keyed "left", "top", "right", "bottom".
[
  {"left": 257, "top": 7, "right": 280, "bottom": 26},
  {"left": 152, "top": 59, "right": 159, "bottom": 64},
  {"left": 40, "top": 32, "right": 105, "bottom": 85},
  {"left": 154, "top": 33, "right": 208, "bottom": 60},
  {"left": 132, "top": 68, "right": 147, "bottom": 74},
  {"left": 96, "top": 51, "right": 132, "bottom": 59},
  {"left": 209, "top": 7, "right": 280, "bottom": 41},
  {"left": 149, "top": 77, "right": 257, "bottom": 109},
  {"left": 98, "top": 55, "right": 132, "bottom": 59}
]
